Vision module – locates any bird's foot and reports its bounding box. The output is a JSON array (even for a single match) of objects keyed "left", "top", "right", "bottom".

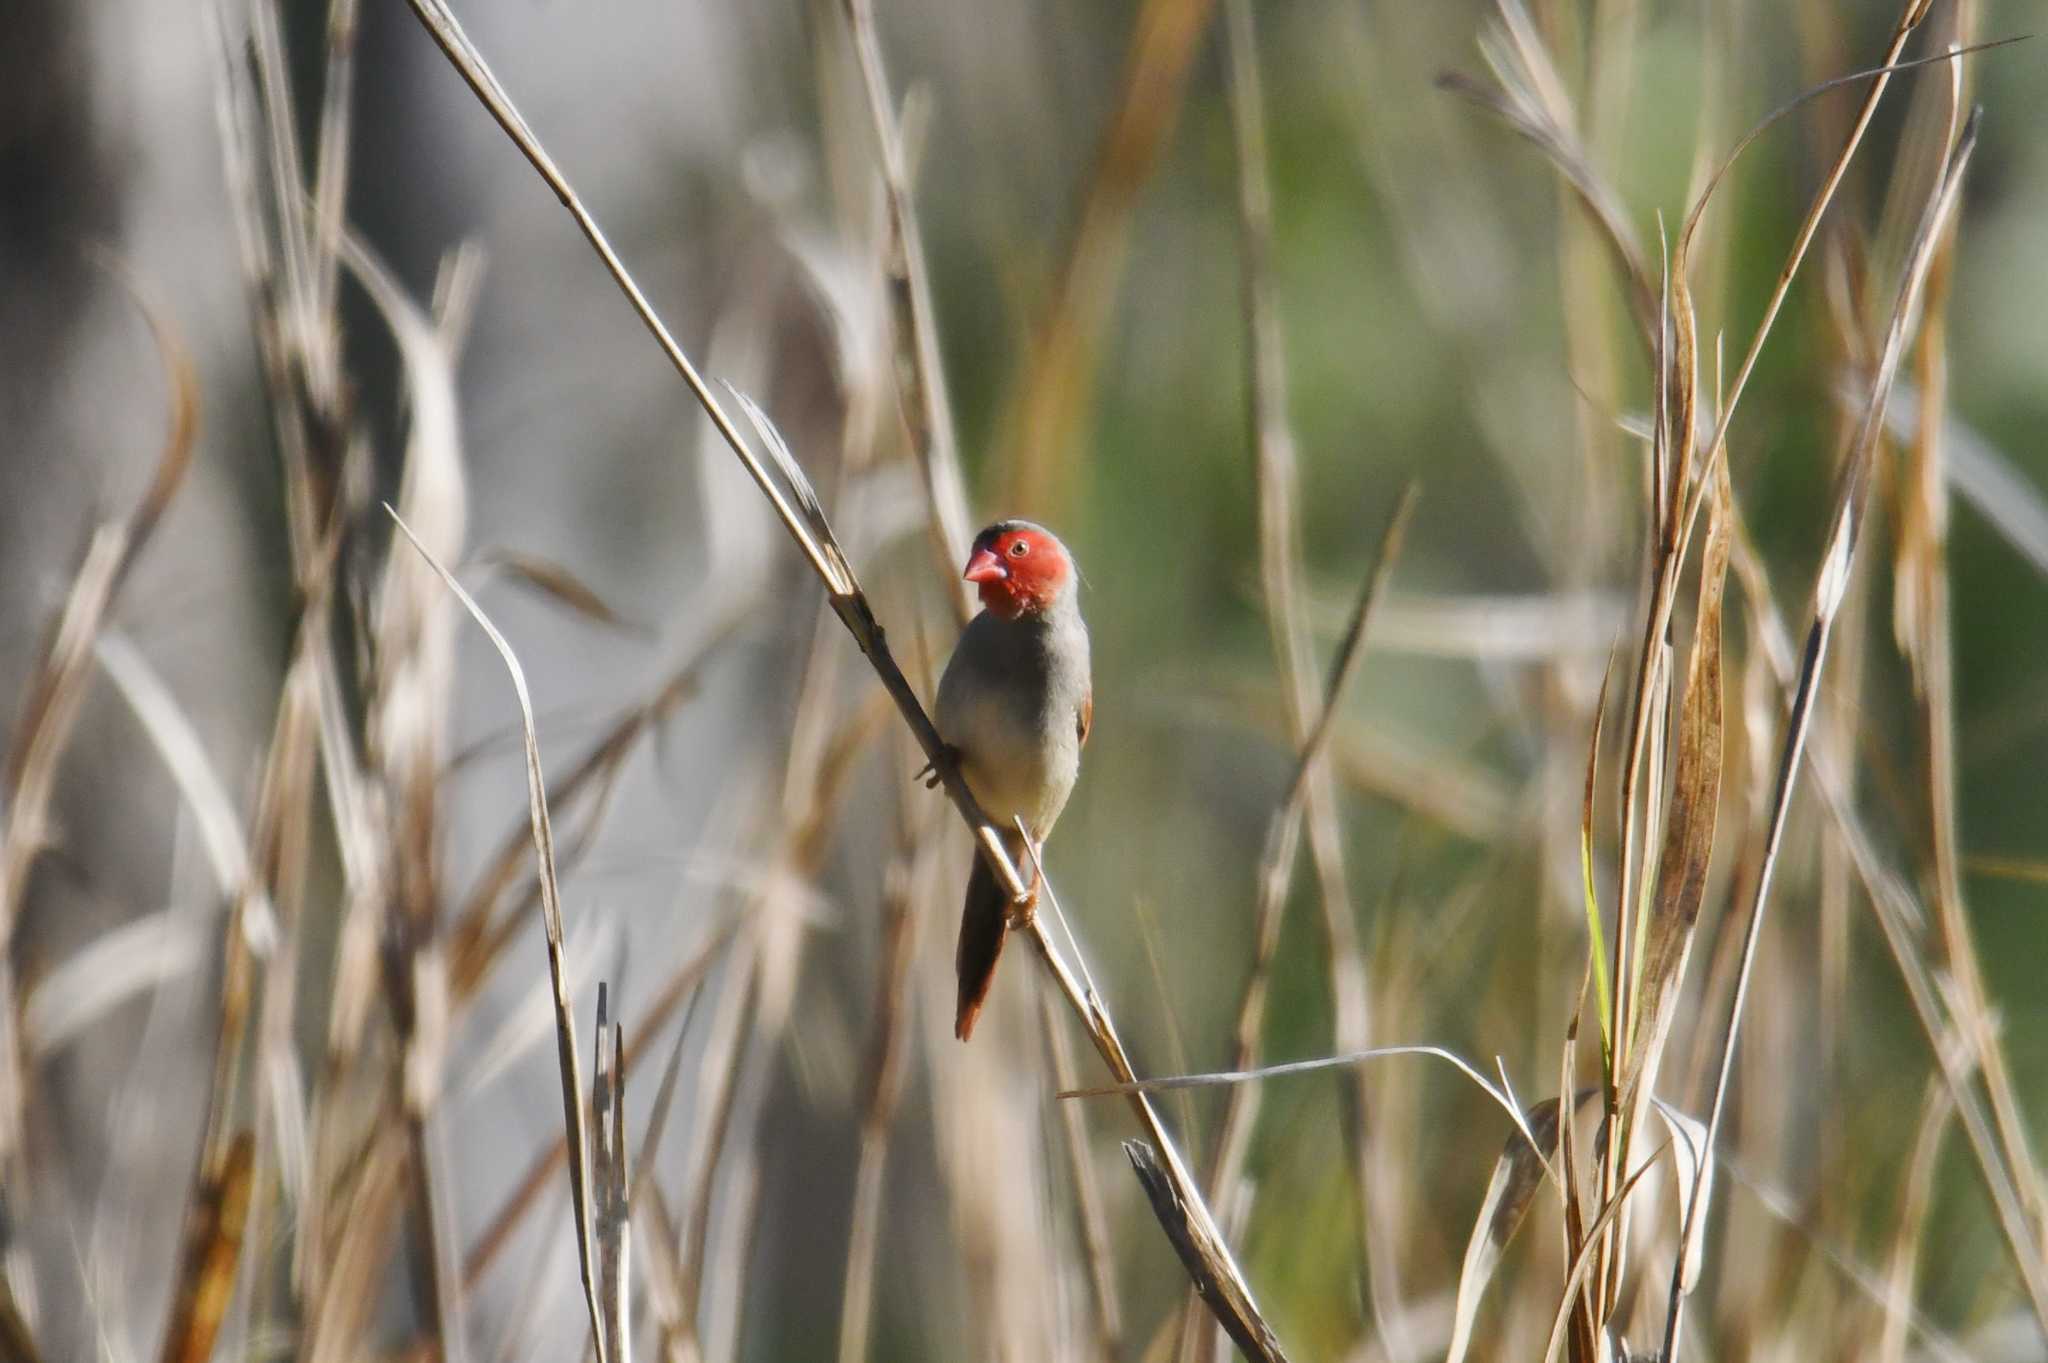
[
  {"left": 916, "top": 742, "right": 962, "bottom": 790},
  {"left": 1004, "top": 867, "right": 1043, "bottom": 930}
]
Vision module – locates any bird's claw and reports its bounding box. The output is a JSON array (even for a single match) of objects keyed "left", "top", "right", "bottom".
[
  {"left": 1005, "top": 864, "right": 1042, "bottom": 930},
  {"left": 916, "top": 743, "right": 962, "bottom": 790}
]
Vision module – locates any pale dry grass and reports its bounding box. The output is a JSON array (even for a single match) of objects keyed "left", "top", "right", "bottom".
[{"left": 3, "top": 2, "right": 2045, "bottom": 1361}]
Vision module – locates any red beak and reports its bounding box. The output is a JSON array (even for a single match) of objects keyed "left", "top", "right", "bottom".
[{"left": 963, "top": 548, "right": 1007, "bottom": 583}]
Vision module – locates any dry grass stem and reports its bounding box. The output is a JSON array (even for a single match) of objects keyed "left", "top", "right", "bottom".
[
  {"left": 1040, "top": 990, "right": 1123, "bottom": 1362},
  {"left": 0, "top": 258, "right": 196, "bottom": 1178},
  {"left": 1214, "top": 5, "right": 1397, "bottom": 1351},
  {"left": 1203, "top": 486, "right": 1418, "bottom": 1222},
  {"left": 387, "top": 507, "right": 610, "bottom": 1362},
  {"left": 835, "top": 793, "right": 926, "bottom": 1363},
  {"left": 836, "top": 0, "right": 975, "bottom": 613}
]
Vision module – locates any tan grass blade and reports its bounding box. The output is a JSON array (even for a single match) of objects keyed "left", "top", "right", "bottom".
[
  {"left": 468, "top": 550, "right": 640, "bottom": 633},
  {"left": 835, "top": 0, "right": 975, "bottom": 615},
  {"left": 1437, "top": 4, "right": 1654, "bottom": 333},
  {"left": 0, "top": 255, "right": 197, "bottom": 1170},
  {"left": 997, "top": 0, "right": 1219, "bottom": 512},
  {"left": 1876, "top": 1076, "right": 1955, "bottom": 1363},
  {"left": 1063, "top": 1045, "right": 1545, "bottom": 1160},
  {"left": 1645, "top": 1099, "right": 1713, "bottom": 1295},
  {"left": 1662, "top": 107, "right": 1986, "bottom": 1361},
  {"left": 1604, "top": 465, "right": 1731, "bottom": 1301},
  {"left": 451, "top": 604, "right": 751, "bottom": 999},
  {"left": 1539, "top": 1147, "right": 1668, "bottom": 1363},
  {"left": 93, "top": 634, "right": 260, "bottom": 910},
  {"left": 22, "top": 908, "right": 205, "bottom": 1059},
  {"left": 458, "top": 914, "right": 735, "bottom": 1295},
  {"left": 836, "top": 809, "right": 923, "bottom": 1363},
  {"left": 386, "top": 506, "right": 609, "bottom": 1362},
  {"left": 1446, "top": 1093, "right": 1594, "bottom": 1363}
]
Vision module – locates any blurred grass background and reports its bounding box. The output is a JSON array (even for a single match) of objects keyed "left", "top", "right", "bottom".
[{"left": 3, "top": 0, "right": 2047, "bottom": 1359}]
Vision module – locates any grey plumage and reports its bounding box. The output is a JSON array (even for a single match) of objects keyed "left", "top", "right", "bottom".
[{"left": 934, "top": 596, "right": 1090, "bottom": 841}]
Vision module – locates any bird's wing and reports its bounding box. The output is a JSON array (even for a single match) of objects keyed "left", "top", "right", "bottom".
[{"left": 1076, "top": 691, "right": 1093, "bottom": 748}]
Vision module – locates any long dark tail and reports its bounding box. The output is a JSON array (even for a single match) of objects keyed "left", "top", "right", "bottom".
[{"left": 955, "top": 841, "right": 1033, "bottom": 1041}]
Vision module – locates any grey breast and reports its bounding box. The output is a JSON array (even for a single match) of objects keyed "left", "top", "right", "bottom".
[{"left": 935, "top": 604, "right": 1090, "bottom": 836}]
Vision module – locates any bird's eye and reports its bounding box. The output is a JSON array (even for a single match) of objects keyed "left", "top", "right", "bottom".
[{"left": 1010, "top": 540, "right": 1029, "bottom": 557}]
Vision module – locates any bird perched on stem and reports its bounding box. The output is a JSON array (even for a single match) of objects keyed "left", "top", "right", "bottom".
[{"left": 933, "top": 520, "right": 1091, "bottom": 1041}]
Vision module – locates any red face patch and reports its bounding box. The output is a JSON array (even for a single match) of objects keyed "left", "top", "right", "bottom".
[{"left": 963, "top": 525, "right": 1071, "bottom": 618}]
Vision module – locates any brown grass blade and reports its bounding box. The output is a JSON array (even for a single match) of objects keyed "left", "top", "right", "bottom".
[
  {"left": 308, "top": 0, "right": 360, "bottom": 337},
  {"left": 301, "top": 1123, "right": 408, "bottom": 1363},
  {"left": 1599, "top": 463, "right": 1732, "bottom": 1318},
  {"left": 1024, "top": 908, "right": 1287, "bottom": 1360},
  {"left": 1126, "top": 1142, "right": 1284, "bottom": 1363},
  {"left": 1620, "top": 470, "right": 1728, "bottom": 1120},
  {"left": 0, "top": 1282, "right": 36, "bottom": 1363},
  {"left": 157, "top": 1131, "right": 253, "bottom": 1363},
  {"left": 593, "top": 987, "right": 631, "bottom": 1363}
]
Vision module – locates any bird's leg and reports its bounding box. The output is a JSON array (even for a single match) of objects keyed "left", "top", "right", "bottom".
[
  {"left": 915, "top": 741, "right": 962, "bottom": 790},
  {"left": 1006, "top": 825, "right": 1045, "bottom": 929}
]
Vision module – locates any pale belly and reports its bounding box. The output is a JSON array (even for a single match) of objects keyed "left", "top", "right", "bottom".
[{"left": 938, "top": 684, "right": 1078, "bottom": 839}]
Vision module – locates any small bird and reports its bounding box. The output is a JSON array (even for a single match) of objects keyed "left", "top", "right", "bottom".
[{"left": 933, "top": 520, "right": 1092, "bottom": 1041}]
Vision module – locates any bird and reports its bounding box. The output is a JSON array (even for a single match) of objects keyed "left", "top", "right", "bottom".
[{"left": 932, "top": 520, "right": 1092, "bottom": 1041}]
